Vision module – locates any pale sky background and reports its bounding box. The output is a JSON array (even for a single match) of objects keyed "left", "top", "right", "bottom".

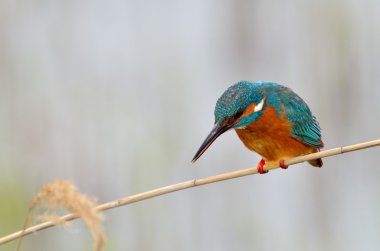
[{"left": 1, "top": 1, "right": 380, "bottom": 251}]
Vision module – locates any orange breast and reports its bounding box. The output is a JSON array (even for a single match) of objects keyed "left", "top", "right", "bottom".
[{"left": 235, "top": 107, "right": 316, "bottom": 162}]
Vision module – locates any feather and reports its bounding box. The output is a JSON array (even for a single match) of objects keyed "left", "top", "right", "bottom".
[{"left": 278, "top": 87, "right": 324, "bottom": 148}]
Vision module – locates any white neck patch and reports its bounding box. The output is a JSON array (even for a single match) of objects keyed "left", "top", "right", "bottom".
[{"left": 254, "top": 97, "right": 266, "bottom": 112}]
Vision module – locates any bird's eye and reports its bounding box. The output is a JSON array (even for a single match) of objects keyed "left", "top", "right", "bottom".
[
  {"left": 232, "top": 97, "right": 266, "bottom": 125},
  {"left": 234, "top": 111, "right": 244, "bottom": 120},
  {"left": 223, "top": 116, "right": 238, "bottom": 126}
]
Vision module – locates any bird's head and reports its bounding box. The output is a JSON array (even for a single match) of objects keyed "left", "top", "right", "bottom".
[{"left": 192, "top": 81, "right": 267, "bottom": 162}]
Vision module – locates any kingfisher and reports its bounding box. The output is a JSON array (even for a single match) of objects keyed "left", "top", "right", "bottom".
[{"left": 192, "top": 81, "right": 323, "bottom": 174}]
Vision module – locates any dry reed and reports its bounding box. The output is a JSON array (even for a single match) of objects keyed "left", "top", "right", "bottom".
[{"left": 1, "top": 139, "right": 379, "bottom": 247}]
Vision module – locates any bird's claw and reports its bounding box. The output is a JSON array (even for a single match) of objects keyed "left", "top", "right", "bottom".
[
  {"left": 257, "top": 159, "right": 268, "bottom": 174},
  {"left": 279, "top": 159, "right": 288, "bottom": 169}
]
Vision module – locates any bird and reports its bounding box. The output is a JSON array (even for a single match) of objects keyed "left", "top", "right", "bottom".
[{"left": 192, "top": 81, "right": 324, "bottom": 174}]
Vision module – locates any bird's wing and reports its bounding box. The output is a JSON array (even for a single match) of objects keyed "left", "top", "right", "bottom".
[{"left": 281, "top": 91, "right": 324, "bottom": 148}]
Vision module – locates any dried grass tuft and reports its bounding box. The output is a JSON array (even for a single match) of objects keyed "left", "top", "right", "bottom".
[{"left": 17, "top": 180, "right": 105, "bottom": 251}]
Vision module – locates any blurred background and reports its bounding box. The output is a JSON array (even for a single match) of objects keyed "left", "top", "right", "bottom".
[{"left": 1, "top": 1, "right": 380, "bottom": 250}]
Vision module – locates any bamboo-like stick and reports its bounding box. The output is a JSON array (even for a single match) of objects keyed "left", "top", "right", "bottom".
[{"left": 1, "top": 139, "right": 379, "bottom": 245}]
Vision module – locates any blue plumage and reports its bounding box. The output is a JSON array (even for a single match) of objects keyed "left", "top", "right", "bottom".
[{"left": 214, "top": 81, "right": 323, "bottom": 148}]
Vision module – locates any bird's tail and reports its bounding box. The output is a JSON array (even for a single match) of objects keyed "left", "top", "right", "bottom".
[
  {"left": 308, "top": 158, "right": 323, "bottom": 167},
  {"left": 308, "top": 147, "right": 323, "bottom": 167}
]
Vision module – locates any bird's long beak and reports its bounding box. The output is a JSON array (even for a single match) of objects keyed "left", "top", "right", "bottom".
[{"left": 192, "top": 121, "right": 233, "bottom": 162}]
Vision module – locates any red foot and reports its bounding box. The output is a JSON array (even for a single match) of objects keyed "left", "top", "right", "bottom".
[
  {"left": 279, "top": 160, "right": 288, "bottom": 169},
  {"left": 257, "top": 159, "right": 268, "bottom": 174}
]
